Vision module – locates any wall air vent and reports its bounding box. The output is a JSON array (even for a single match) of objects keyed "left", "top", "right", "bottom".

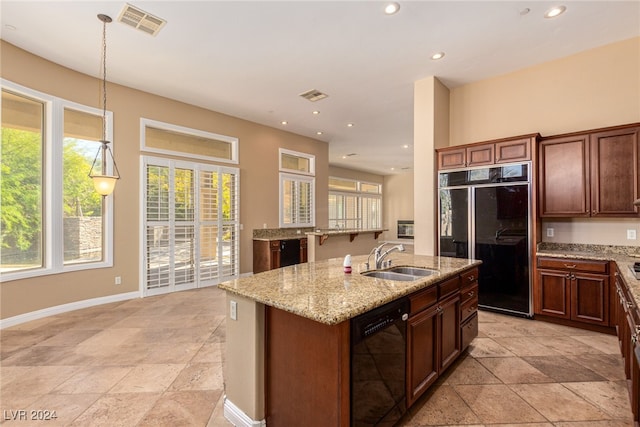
[
  {"left": 117, "top": 3, "right": 166, "bottom": 36},
  {"left": 299, "top": 89, "right": 329, "bottom": 102}
]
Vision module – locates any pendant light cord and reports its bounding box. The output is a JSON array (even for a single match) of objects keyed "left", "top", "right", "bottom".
[{"left": 101, "top": 16, "right": 108, "bottom": 142}]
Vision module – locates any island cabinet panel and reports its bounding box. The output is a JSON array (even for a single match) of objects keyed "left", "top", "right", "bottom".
[
  {"left": 460, "top": 267, "right": 479, "bottom": 351},
  {"left": 407, "top": 303, "right": 438, "bottom": 406},
  {"left": 406, "top": 291, "right": 461, "bottom": 407},
  {"left": 265, "top": 307, "right": 350, "bottom": 427},
  {"left": 535, "top": 257, "right": 609, "bottom": 327},
  {"left": 539, "top": 123, "right": 640, "bottom": 218},
  {"left": 612, "top": 267, "right": 640, "bottom": 425}
]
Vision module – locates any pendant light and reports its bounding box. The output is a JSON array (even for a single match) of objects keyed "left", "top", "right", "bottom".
[{"left": 89, "top": 13, "right": 120, "bottom": 196}]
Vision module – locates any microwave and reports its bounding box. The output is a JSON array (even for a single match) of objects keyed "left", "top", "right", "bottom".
[{"left": 397, "top": 220, "right": 414, "bottom": 239}]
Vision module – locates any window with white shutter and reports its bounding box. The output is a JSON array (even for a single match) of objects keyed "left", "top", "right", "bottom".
[
  {"left": 143, "top": 158, "right": 239, "bottom": 296},
  {"left": 328, "top": 177, "right": 382, "bottom": 229},
  {"left": 279, "top": 149, "right": 315, "bottom": 228}
]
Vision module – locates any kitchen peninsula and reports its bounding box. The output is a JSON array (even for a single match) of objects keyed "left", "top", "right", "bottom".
[{"left": 219, "top": 253, "right": 481, "bottom": 427}]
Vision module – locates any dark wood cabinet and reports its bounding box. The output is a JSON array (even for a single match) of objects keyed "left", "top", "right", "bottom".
[
  {"left": 539, "top": 124, "right": 640, "bottom": 217},
  {"left": 406, "top": 275, "right": 462, "bottom": 407},
  {"left": 535, "top": 257, "right": 609, "bottom": 327},
  {"left": 253, "top": 238, "right": 307, "bottom": 273},
  {"left": 590, "top": 126, "right": 640, "bottom": 216},
  {"left": 460, "top": 268, "right": 479, "bottom": 351},
  {"left": 407, "top": 302, "right": 438, "bottom": 405},
  {"left": 539, "top": 134, "right": 590, "bottom": 217},
  {"left": 437, "top": 134, "right": 536, "bottom": 170},
  {"left": 612, "top": 267, "right": 640, "bottom": 425}
]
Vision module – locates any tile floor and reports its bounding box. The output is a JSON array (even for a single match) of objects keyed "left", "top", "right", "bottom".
[{"left": 0, "top": 286, "right": 634, "bottom": 426}]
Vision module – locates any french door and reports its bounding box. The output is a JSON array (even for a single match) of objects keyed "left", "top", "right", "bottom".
[{"left": 142, "top": 157, "right": 239, "bottom": 296}]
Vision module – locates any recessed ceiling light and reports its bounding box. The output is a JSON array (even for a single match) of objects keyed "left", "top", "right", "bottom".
[
  {"left": 403, "top": 144, "right": 409, "bottom": 149},
  {"left": 316, "top": 131, "right": 323, "bottom": 135},
  {"left": 281, "top": 121, "right": 288, "bottom": 125},
  {"left": 384, "top": 2, "right": 400, "bottom": 15},
  {"left": 390, "top": 167, "right": 396, "bottom": 171},
  {"left": 431, "top": 52, "right": 445, "bottom": 60},
  {"left": 347, "top": 123, "right": 355, "bottom": 127},
  {"left": 312, "top": 111, "right": 320, "bottom": 115},
  {"left": 519, "top": 8, "right": 531, "bottom": 16},
  {"left": 544, "top": 5, "right": 566, "bottom": 18}
]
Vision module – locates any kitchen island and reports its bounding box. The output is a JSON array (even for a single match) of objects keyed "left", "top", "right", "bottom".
[{"left": 218, "top": 253, "right": 481, "bottom": 427}]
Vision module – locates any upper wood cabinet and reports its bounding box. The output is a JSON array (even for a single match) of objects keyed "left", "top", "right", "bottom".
[
  {"left": 437, "top": 135, "right": 537, "bottom": 170},
  {"left": 539, "top": 124, "right": 640, "bottom": 217}
]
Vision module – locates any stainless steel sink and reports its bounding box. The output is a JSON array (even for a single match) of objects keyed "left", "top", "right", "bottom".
[
  {"left": 361, "top": 267, "right": 438, "bottom": 281},
  {"left": 360, "top": 270, "right": 419, "bottom": 281},
  {"left": 387, "top": 267, "right": 438, "bottom": 277}
]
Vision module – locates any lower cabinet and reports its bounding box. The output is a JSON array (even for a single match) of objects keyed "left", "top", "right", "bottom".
[
  {"left": 253, "top": 238, "right": 307, "bottom": 273},
  {"left": 613, "top": 266, "right": 640, "bottom": 425},
  {"left": 407, "top": 277, "right": 462, "bottom": 407},
  {"left": 460, "top": 268, "right": 479, "bottom": 351},
  {"left": 535, "top": 257, "right": 609, "bottom": 326}
]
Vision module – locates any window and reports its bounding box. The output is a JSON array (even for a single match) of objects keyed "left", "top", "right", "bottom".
[
  {"left": 328, "top": 177, "right": 382, "bottom": 229},
  {"left": 143, "top": 158, "right": 239, "bottom": 295},
  {"left": 279, "top": 149, "right": 315, "bottom": 228},
  {"left": 141, "top": 118, "right": 238, "bottom": 164},
  {"left": 1, "top": 80, "right": 113, "bottom": 280}
]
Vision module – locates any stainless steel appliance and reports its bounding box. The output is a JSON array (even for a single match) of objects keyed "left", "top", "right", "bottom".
[
  {"left": 397, "top": 220, "right": 414, "bottom": 239},
  {"left": 438, "top": 163, "right": 532, "bottom": 317},
  {"left": 351, "top": 297, "right": 409, "bottom": 426}
]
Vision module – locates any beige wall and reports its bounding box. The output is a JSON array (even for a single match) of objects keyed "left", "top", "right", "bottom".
[
  {"left": 449, "top": 37, "right": 640, "bottom": 146},
  {"left": 382, "top": 172, "right": 414, "bottom": 241},
  {"left": 1, "top": 41, "right": 328, "bottom": 320},
  {"left": 445, "top": 36, "right": 640, "bottom": 247},
  {"left": 328, "top": 165, "right": 384, "bottom": 185},
  {"left": 414, "top": 76, "right": 450, "bottom": 256}
]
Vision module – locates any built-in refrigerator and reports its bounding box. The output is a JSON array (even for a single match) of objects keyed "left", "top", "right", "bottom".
[{"left": 438, "top": 163, "right": 532, "bottom": 317}]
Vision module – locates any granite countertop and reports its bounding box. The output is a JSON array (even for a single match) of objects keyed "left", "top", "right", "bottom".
[
  {"left": 536, "top": 242, "right": 640, "bottom": 307},
  {"left": 218, "top": 253, "right": 480, "bottom": 325},
  {"left": 305, "top": 228, "right": 387, "bottom": 236}
]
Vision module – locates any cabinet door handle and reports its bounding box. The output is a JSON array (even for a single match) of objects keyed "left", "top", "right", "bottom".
[
  {"left": 564, "top": 264, "right": 576, "bottom": 269},
  {"left": 468, "top": 291, "right": 474, "bottom": 297},
  {"left": 468, "top": 275, "right": 475, "bottom": 281}
]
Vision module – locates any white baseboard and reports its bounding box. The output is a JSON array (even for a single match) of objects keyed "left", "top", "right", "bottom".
[
  {"left": 223, "top": 397, "right": 265, "bottom": 427},
  {"left": 0, "top": 291, "right": 140, "bottom": 329}
]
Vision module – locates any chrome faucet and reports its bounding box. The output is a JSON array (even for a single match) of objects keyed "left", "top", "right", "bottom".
[{"left": 366, "top": 242, "right": 405, "bottom": 270}]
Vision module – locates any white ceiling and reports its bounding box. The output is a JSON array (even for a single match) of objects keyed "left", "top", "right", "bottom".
[{"left": 2, "top": 1, "right": 639, "bottom": 175}]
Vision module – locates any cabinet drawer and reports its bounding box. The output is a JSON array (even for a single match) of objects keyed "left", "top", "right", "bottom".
[
  {"left": 537, "top": 257, "right": 608, "bottom": 274},
  {"left": 460, "top": 268, "right": 479, "bottom": 287},
  {"left": 461, "top": 295, "right": 478, "bottom": 322},
  {"left": 461, "top": 313, "right": 478, "bottom": 350},
  {"left": 439, "top": 276, "right": 461, "bottom": 299},
  {"left": 461, "top": 284, "right": 478, "bottom": 304},
  {"left": 410, "top": 285, "right": 437, "bottom": 314}
]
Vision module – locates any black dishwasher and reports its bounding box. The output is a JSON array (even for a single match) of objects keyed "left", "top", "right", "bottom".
[
  {"left": 279, "top": 239, "right": 300, "bottom": 267},
  {"left": 351, "top": 298, "right": 409, "bottom": 426}
]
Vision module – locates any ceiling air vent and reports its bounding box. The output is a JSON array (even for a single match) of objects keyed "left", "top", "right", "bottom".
[
  {"left": 299, "top": 89, "right": 328, "bottom": 102},
  {"left": 117, "top": 3, "right": 166, "bottom": 36}
]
